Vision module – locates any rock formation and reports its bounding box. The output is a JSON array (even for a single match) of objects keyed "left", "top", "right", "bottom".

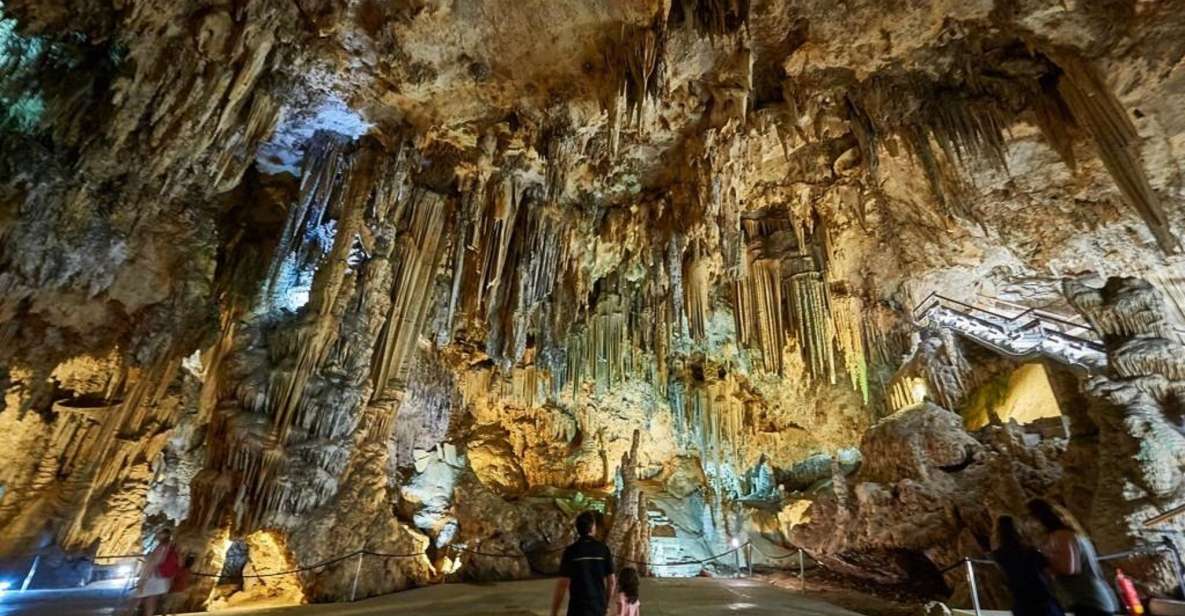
[
  {"left": 790, "top": 276, "right": 1185, "bottom": 603},
  {"left": 1, "top": 0, "right": 1185, "bottom": 610}
]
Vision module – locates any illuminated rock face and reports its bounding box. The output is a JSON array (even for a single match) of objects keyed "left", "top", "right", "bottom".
[
  {"left": 1, "top": 0, "right": 1185, "bottom": 608},
  {"left": 790, "top": 277, "right": 1185, "bottom": 602}
]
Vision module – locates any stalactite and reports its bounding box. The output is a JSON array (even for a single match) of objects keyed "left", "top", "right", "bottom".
[
  {"left": 831, "top": 292, "right": 870, "bottom": 403},
  {"left": 667, "top": 235, "right": 689, "bottom": 339},
  {"left": 565, "top": 293, "right": 633, "bottom": 395},
  {"left": 849, "top": 53, "right": 1180, "bottom": 253},
  {"left": 188, "top": 139, "right": 427, "bottom": 532},
  {"left": 672, "top": 373, "right": 746, "bottom": 474},
  {"left": 674, "top": 0, "right": 751, "bottom": 37},
  {"left": 261, "top": 131, "right": 351, "bottom": 306},
  {"left": 609, "top": 12, "right": 667, "bottom": 131},
  {"left": 1052, "top": 53, "right": 1180, "bottom": 254},
  {"left": 732, "top": 211, "right": 845, "bottom": 384},
  {"left": 542, "top": 124, "right": 578, "bottom": 206},
  {"left": 733, "top": 255, "right": 785, "bottom": 373},
  {"left": 684, "top": 245, "right": 712, "bottom": 341},
  {"left": 370, "top": 190, "right": 451, "bottom": 395},
  {"left": 60, "top": 351, "right": 184, "bottom": 548},
  {"left": 268, "top": 143, "right": 378, "bottom": 446},
  {"left": 786, "top": 266, "right": 836, "bottom": 384}
]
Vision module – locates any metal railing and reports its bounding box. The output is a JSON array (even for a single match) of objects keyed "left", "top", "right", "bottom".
[
  {"left": 944, "top": 540, "right": 1185, "bottom": 616},
  {"left": 911, "top": 292, "right": 1107, "bottom": 372},
  {"left": 912, "top": 292, "right": 1102, "bottom": 345}
]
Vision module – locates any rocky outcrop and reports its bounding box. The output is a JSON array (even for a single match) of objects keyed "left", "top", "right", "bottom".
[
  {"left": 793, "top": 276, "right": 1185, "bottom": 601},
  {"left": 1062, "top": 277, "right": 1185, "bottom": 594},
  {"left": 790, "top": 402, "right": 1063, "bottom": 605}
]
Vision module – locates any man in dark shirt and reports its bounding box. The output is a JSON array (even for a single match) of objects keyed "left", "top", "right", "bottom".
[{"left": 551, "top": 511, "right": 616, "bottom": 616}]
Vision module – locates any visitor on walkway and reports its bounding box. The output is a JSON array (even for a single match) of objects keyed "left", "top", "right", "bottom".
[
  {"left": 613, "top": 566, "right": 641, "bottom": 616},
  {"left": 1028, "top": 498, "right": 1120, "bottom": 616},
  {"left": 992, "top": 515, "right": 1065, "bottom": 616},
  {"left": 134, "top": 528, "right": 180, "bottom": 616},
  {"left": 552, "top": 511, "right": 616, "bottom": 616},
  {"left": 162, "top": 553, "right": 195, "bottom": 615}
]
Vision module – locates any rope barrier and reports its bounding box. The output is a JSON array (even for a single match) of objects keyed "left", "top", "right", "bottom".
[
  {"left": 449, "top": 544, "right": 567, "bottom": 559},
  {"left": 362, "top": 549, "right": 432, "bottom": 559},
  {"left": 189, "top": 549, "right": 366, "bottom": 579},
  {"left": 34, "top": 539, "right": 821, "bottom": 585},
  {"left": 748, "top": 543, "right": 808, "bottom": 562},
  {"left": 618, "top": 544, "right": 745, "bottom": 568}
]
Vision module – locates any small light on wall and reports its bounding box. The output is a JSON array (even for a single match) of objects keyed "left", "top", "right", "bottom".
[
  {"left": 730, "top": 537, "right": 741, "bottom": 549},
  {"left": 911, "top": 379, "right": 928, "bottom": 404}
]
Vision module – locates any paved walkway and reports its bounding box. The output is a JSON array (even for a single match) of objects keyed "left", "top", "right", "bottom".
[{"left": 0, "top": 577, "right": 872, "bottom": 616}]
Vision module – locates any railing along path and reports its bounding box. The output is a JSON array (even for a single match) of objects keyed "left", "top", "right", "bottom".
[{"left": 911, "top": 292, "right": 1107, "bottom": 372}]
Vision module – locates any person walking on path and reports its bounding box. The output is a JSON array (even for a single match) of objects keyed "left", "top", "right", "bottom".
[
  {"left": 161, "top": 553, "right": 195, "bottom": 615},
  {"left": 992, "top": 515, "right": 1065, "bottom": 616},
  {"left": 134, "top": 528, "right": 180, "bottom": 616},
  {"left": 1028, "top": 498, "right": 1119, "bottom": 616},
  {"left": 612, "top": 566, "right": 642, "bottom": 616},
  {"left": 552, "top": 511, "right": 616, "bottom": 616}
]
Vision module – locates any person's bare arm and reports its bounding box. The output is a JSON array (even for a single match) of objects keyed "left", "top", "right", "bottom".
[
  {"left": 551, "top": 577, "right": 569, "bottom": 616},
  {"left": 606, "top": 573, "right": 617, "bottom": 608}
]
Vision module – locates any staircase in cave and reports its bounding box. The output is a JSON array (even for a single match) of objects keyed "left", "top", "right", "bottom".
[
  {"left": 645, "top": 503, "right": 710, "bottom": 578},
  {"left": 912, "top": 292, "right": 1108, "bottom": 373}
]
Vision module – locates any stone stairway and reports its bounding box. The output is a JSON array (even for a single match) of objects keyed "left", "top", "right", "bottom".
[
  {"left": 645, "top": 503, "right": 712, "bottom": 578},
  {"left": 912, "top": 292, "right": 1108, "bottom": 373}
]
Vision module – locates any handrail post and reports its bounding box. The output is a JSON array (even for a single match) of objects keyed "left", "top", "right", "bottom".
[
  {"left": 965, "top": 558, "right": 982, "bottom": 616},
  {"left": 746, "top": 542, "right": 753, "bottom": 578},
  {"left": 734, "top": 545, "right": 741, "bottom": 578},
  {"left": 350, "top": 549, "right": 364, "bottom": 602},
  {"left": 20, "top": 554, "right": 39, "bottom": 591},
  {"left": 799, "top": 549, "right": 805, "bottom": 591}
]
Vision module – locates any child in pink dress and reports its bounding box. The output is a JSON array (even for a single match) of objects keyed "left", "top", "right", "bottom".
[{"left": 614, "top": 567, "right": 641, "bottom": 616}]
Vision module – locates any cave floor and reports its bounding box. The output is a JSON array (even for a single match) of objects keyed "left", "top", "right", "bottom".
[{"left": 0, "top": 577, "right": 880, "bottom": 616}]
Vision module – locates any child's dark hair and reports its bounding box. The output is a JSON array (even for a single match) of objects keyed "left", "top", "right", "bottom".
[{"left": 618, "top": 566, "right": 640, "bottom": 604}]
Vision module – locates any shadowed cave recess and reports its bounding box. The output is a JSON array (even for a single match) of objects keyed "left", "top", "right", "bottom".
[{"left": 3, "top": 0, "right": 1185, "bottom": 611}]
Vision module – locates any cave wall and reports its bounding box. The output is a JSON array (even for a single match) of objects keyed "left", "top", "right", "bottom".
[{"left": 0, "top": 0, "right": 1184, "bottom": 608}]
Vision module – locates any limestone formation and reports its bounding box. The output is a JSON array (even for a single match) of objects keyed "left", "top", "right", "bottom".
[{"left": 1, "top": 0, "right": 1185, "bottom": 611}]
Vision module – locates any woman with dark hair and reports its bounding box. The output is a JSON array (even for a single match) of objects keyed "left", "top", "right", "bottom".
[
  {"left": 992, "top": 515, "right": 1065, "bottom": 616},
  {"left": 1027, "top": 498, "right": 1119, "bottom": 616},
  {"left": 135, "top": 528, "right": 180, "bottom": 616},
  {"left": 614, "top": 566, "right": 641, "bottom": 616}
]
